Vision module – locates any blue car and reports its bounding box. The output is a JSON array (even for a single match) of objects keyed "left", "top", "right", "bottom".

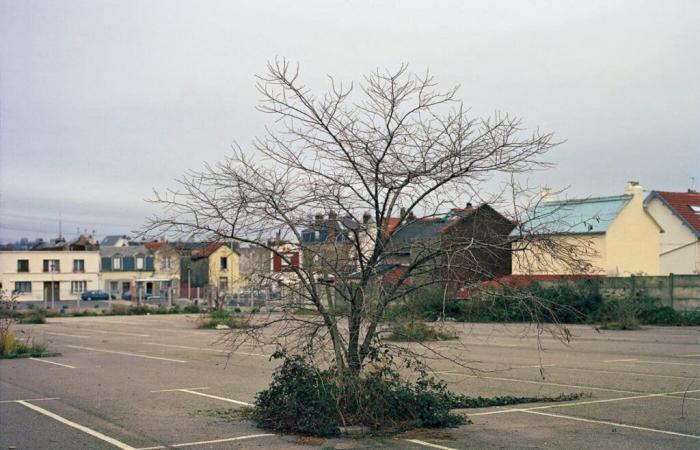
[{"left": 81, "top": 290, "right": 113, "bottom": 301}]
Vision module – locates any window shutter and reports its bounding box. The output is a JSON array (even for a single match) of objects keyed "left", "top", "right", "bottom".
[
  {"left": 101, "top": 257, "right": 112, "bottom": 271},
  {"left": 123, "top": 257, "right": 135, "bottom": 270},
  {"left": 145, "top": 256, "right": 154, "bottom": 271}
]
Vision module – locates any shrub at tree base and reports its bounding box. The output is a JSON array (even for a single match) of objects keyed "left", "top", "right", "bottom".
[
  {"left": 246, "top": 352, "right": 586, "bottom": 437},
  {"left": 386, "top": 321, "right": 457, "bottom": 342}
]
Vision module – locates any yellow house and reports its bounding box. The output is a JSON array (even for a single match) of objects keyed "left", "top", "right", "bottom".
[
  {"left": 180, "top": 242, "right": 241, "bottom": 298},
  {"left": 512, "top": 182, "right": 662, "bottom": 276},
  {"left": 0, "top": 249, "right": 100, "bottom": 302}
]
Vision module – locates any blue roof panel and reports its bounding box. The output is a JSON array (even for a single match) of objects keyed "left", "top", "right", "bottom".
[{"left": 510, "top": 195, "right": 631, "bottom": 236}]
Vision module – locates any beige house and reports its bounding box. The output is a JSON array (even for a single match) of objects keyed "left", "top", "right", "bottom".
[
  {"left": 0, "top": 247, "right": 100, "bottom": 302},
  {"left": 645, "top": 190, "right": 700, "bottom": 274},
  {"left": 99, "top": 241, "right": 180, "bottom": 300},
  {"left": 179, "top": 242, "right": 241, "bottom": 298},
  {"left": 512, "top": 182, "right": 662, "bottom": 276}
]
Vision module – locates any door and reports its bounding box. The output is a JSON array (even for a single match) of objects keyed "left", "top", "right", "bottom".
[{"left": 43, "top": 281, "right": 60, "bottom": 302}]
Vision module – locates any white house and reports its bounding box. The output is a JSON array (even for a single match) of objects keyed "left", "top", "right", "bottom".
[{"left": 644, "top": 190, "right": 700, "bottom": 274}]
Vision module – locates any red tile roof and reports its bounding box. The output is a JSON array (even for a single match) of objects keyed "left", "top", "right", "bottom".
[
  {"left": 144, "top": 242, "right": 163, "bottom": 251},
  {"left": 653, "top": 191, "right": 700, "bottom": 235},
  {"left": 192, "top": 242, "right": 224, "bottom": 258},
  {"left": 384, "top": 217, "right": 401, "bottom": 236}
]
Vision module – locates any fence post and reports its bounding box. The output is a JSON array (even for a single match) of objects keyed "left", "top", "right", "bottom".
[
  {"left": 669, "top": 273, "right": 674, "bottom": 309},
  {"left": 630, "top": 275, "right": 636, "bottom": 297}
]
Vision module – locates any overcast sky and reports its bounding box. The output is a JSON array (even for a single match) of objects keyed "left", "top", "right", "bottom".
[{"left": 1, "top": 0, "right": 698, "bottom": 242}]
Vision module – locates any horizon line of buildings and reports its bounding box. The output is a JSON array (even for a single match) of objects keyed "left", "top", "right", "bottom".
[{"left": 1, "top": 182, "right": 698, "bottom": 303}]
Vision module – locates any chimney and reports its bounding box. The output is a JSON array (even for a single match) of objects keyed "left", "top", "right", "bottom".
[
  {"left": 400, "top": 207, "right": 406, "bottom": 218},
  {"left": 624, "top": 181, "right": 644, "bottom": 201},
  {"left": 314, "top": 213, "right": 323, "bottom": 227},
  {"left": 328, "top": 211, "right": 338, "bottom": 240},
  {"left": 540, "top": 187, "right": 556, "bottom": 202},
  {"left": 625, "top": 181, "right": 644, "bottom": 197},
  {"left": 362, "top": 211, "right": 371, "bottom": 225}
]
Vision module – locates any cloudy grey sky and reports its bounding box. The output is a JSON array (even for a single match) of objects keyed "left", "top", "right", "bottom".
[{"left": 1, "top": 0, "right": 698, "bottom": 242}]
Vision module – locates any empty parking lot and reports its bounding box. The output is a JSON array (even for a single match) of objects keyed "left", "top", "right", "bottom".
[{"left": 1, "top": 314, "right": 698, "bottom": 449}]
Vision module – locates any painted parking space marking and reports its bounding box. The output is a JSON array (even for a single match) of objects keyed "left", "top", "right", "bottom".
[
  {"left": 67, "top": 345, "right": 187, "bottom": 363},
  {"left": 45, "top": 332, "right": 91, "bottom": 339},
  {"left": 77, "top": 329, "right": 151, "bottom": 337},
  {"left": 28, "top": 357, "right": 76, "bottom": 369},
  {"left": 135, "top": 433, "right": 275, "bottom": 449},
  {"left": 0, "top": 397, "right": 60, "bottom": 403},
  {"left": 404, "top": 438, "right": 458, "bottom": 450},
  {"left": 15, "top": 400, "right": 138, "bottom": 449},
  {"left": 469, "top": 389, "right": 700, "bottom": 416},
  {"left": 440, "top": 372, "right": 642, "bottom": 394},
  {"left": 143, "top": 342, "right": 267, "bottom": 357},
  {"left": 154, "top": 387, "right": 253, "bottom": 406},
  {"left": 605, "top": 358, "right": 700, "bottom": 367},
  {"left": 519, "top": 409, "right": 700, "bottom": 439}
]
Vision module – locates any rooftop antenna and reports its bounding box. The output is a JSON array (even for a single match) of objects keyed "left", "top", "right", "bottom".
[
  {"left": 58, "top": 212, "right": 63, "bottom": 239},
  {"left": 691, "top": 176, "right": 696, "bottom": 192}
]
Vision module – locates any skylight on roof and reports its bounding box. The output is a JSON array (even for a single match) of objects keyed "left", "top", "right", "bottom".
[{"left": 690, "top": 205, "right": 700, "bottom": 214}]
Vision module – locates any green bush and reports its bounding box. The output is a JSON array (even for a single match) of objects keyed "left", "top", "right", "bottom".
[
  {"left": 247, "top": 352, "right": 585, "bottom": 437},
  {"left": 19, "top": 309, "right": 46, "bottom": 324},
  {"left": 247, "top": 352, "right": 465, "bottom": 437},
  {"left": 386, "top": 321, "right": 457, "bottom": 342},
  {"left": 183, "top": 304, "right": 201, "bottom": 314}
]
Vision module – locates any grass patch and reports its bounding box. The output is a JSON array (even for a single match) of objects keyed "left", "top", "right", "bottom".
[
  {"left": 192, "top": 407, "right": 241, "bottom": 421},
  {"left": 450, "top": 392, "right": 587, "bottom": 408},
  {"left": 386, "top": 321, "right": 457, "bottom": 342},
  {"left": 19, "top": 310, "right": 46, "bottom": 324},
  {"left": 197, "top": 310, "right": 251, "bottom": 329},
  {"left": 0, "top": 330, "right": 54, "bottom": 359}
]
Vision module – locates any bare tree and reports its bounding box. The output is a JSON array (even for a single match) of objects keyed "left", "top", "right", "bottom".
[{"left": 145, "top": 60, "right": 585, "bottom": 377}]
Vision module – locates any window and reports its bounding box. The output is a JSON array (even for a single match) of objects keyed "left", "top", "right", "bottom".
[
  {"left": 136, "top": 256, "right": 144, "bottom": 270},
  {"left": 113, "top": 256, "right": 122, "bottom": 270},
  {"left": 110, "top": 281, "right": 118, "bottom": 293},
  {"left": 14, "top": 281, "right": 31, "bottom": 293},
  {"left": 17, "top": 259, "right": 29, "bottom": 273},
  {"left": 73, "top": 259, "right": 85, "bottom": 273},
  {"left": 220, "top": 256, "right": 228, "bottom": 270},
  {"left": 71, "top": 281, "right": 87, "bottom": 293},
  {"left": 163, "top": 256, "right": 172, "bottom": 269},
  {"left": 219, "top": 277, "right": 228, "bottom": 292},
  {"left": 690, "top": 205, "right": 700, "bottom": 214},
  {"left": 43, "top": 259, "right": 60, "bottom": 272},
  {"left": 122, "top": 281, "right": 130, "bottom": 292}
]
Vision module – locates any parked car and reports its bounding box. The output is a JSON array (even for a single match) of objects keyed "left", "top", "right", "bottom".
[
  {"left": 121, "top": 291, "right": 156, "bottom": 301},
  {"left": 81, "top": 290, "right": 113, "bottom": 301}
]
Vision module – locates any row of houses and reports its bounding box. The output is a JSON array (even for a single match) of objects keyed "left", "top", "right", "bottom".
[
  {"left": 0, "top": 237, "right": 244, "bottom": 302},
  {"left": 1, "top": 182, "right": 698, "bottom": 302}
]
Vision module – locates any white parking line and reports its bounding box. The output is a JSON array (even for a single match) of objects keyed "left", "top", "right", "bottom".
[
  {"left": 15, "top": 400, "right": 138, "bottom": 449},
  {"left": 158, "top": 388, "right": 253, "bottom": 406},
  {"left": 404, "top": 439, "right": 458, "bottom": 449},
  {"left": 67, "top": 345, "right": 187, "bottom": 363},
  {"left": 604, "top": 358, "right": 700, "bottom": 367},
  {"left": 469, "top": 389, "right": 700, "bottom": 416},
  {"left": 45, "top": 332, "right": 90, "bottom": 339},
  {"left": 79, "top": 329, "right": 151, "bottom": 337},
  {"left": 546, "top": 365, "right": 699, "bottom": 381},
  {"left": 136, "top": 433, "right": 275, "bottom": 449},
  {"left": 441, "top": 372, "right": 641, "bottom": 394},
  {"left": 143, "top": 342, "right": 267, "bottom": 357},
  {"left": 0, "top": 397, "right": 59, "bottom": 403},
  {"left": 28, "top": 357, "right": 76, "bottom": 369},
  {"left": 520, "top": 409, "right": 700, "bottom": 439}
]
